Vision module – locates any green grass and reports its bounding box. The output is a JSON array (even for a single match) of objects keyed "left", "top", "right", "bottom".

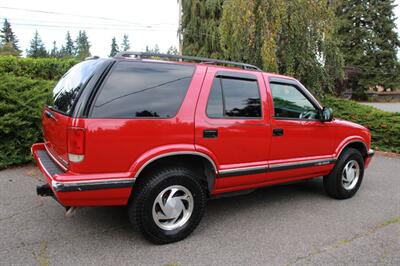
[{"left": 321, "top": 96, "right": 400, "bottom": 153}]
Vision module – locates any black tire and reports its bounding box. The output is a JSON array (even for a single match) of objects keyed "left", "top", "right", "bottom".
[
  {"left": 128, "top": 167, "right": 207, "bottom": 244},
  {"left": 323, "top": 148, "right": 364, "bottom": 199}
]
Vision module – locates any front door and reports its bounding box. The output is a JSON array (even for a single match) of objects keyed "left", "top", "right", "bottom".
[
  {"left": 195, "top": 68, "right": 271, "bottom": 192},
  {"left": 266, "top": 77, "right": 334, "bottom": 180}
]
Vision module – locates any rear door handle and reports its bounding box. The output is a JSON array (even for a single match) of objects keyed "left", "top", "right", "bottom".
[
  {"left": 45, "top": 110, "right": 57, "bottom": 122},
  {"left": 203, "top": 129, "right": 218, "bottom": 138},
  {"left": 273, "top": 128, "right": 284, "bottom": 136}
]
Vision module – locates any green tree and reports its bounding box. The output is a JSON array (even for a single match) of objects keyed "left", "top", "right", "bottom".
[
  {"left": 337, "top": 0, "right": 400, "bottom": 98},
  {"left": 220, "top": 0, "right": 284, "bottom": 71},
  {"left": 166, "top": 46, "right": 178, "bottom": 55},
  {"left": 75, "top": 30, "right": 91, "bottom": 60},
  {"left": 26, "top": 30, "right": 48, "bottom": 58},
  {"left": 121, "top": 34, "right": 130, "bottom": 51},
  {"left": 0, "top": 19, "right": 21, "bottom": 56},
  {"left": 219, "top": 0, "right": 342, "bottom": 95},
  {"left": 276, "top": 0, "right": 342, "bottom": 95},
  {"left": 181, "top": 0, "right": 224, "bottom": 58},
  {"left": 60, "top": 31, "right": 75, "bottom": 57},
  {"left": 50, "top": 41, "right": 59, "bottom": 58},
  {"left": 109, "top": 37, "right": 119, "bottom": 57}
]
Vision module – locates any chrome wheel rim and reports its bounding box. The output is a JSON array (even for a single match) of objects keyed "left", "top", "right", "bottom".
[
  {"left": 342, "top": 160, "right": 360, "bottom": 190},
  {"left": 152, "top": 185, "right": 194, "bottom": 231}
]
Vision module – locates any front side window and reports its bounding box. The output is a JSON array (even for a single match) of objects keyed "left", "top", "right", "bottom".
[
  {"left": 270, "top": 83, "right": 319, "bottom": 120},
  {"left": 206, "top": 76, "right": 261, "bottom": 118},
  {"left": 91, "top": 61, "right": 195, "bottom": 118}
]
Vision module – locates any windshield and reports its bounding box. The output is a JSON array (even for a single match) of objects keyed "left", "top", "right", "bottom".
[{"left": 51, "top": 59, "right": 104, "bottom": 114}]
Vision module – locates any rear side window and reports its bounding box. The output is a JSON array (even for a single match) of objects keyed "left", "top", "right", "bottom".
[
  {"left": 206, "top": 76, "right": 261, "bottom": 118},
  {"left": 91, "top": 61, "right": 195, "bottom": 118},
  {"left": 52, "top": 59, "right": 103, "bottom": 114}
]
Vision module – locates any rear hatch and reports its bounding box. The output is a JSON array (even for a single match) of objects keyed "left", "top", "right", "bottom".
[{"left": 42, "top": 59, "right": 104, "bottom": 168}]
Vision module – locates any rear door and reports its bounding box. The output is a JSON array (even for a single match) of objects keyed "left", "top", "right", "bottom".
[
  {"left": 42, "top": 59, "right": 104, "bottom": 167},
  {"left": 195, "top": 68, "right": 271, "bottom": 192}
]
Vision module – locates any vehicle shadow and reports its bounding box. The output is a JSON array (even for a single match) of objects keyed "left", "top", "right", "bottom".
[{"left": 70, "top": 177, "right": 327, "bottom": 243}]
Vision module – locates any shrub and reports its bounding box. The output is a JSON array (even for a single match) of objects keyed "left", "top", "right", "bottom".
[
  {"left": 0, "top": 56, "right": 78, "bottom": 81},
  {"left": 322, "top": 96, "right": 400, "bottom": 153},
  {"left": 0, "top": 73, "right": 55, "bottom": 169}
]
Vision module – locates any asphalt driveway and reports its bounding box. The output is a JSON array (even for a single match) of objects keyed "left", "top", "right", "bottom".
[
  {"left": 0, "top": 154, "right": 399, "bottom": 265},
  {"left": 360, "top": 102, "right": 400, "bottom": 113}
]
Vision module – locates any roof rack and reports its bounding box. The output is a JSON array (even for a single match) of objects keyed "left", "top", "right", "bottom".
[{"left": 113, "top": 51, "right": 261, "bottom": 71}]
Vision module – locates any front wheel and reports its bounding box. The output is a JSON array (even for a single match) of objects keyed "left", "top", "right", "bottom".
[
  {"left": 128, "top": 167, "right": 207, "bottom": 244},
  {"left": 323, "top": 148, "right": 364, "bottom": 199}
]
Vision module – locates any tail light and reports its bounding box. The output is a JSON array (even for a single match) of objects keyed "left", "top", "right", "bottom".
[{"left": 67, "top": 127, "right": 85, "bottom": 163}]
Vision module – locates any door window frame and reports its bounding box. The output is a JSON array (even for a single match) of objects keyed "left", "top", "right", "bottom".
[
  {"left": 205, "top": 71, "right": 263, "bottom": 120},
  {"left": 268, "top": 77, "right": 322, "bottom": 122}
]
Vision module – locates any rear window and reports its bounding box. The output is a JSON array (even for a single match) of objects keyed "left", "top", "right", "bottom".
[
  {"left": 52, "top": 59, "right": 103, "bottom": 114},
  {"left": 91, "top": 61, "right": 195, "bottom": 118}
]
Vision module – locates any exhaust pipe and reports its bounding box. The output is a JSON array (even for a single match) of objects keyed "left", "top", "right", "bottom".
[
  {"left": 36, "top": 184, "right": 53, "bottom": 197},
  {"left": 65, "top": 206, "right": 79, "bottom": 218}
]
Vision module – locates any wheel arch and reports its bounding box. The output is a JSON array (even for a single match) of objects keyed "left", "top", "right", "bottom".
[
  {"left": 132, "top": 151, "right": 218, "bottom": 194},
  {"left": 335, "top": 139, "right": 368, "bottom": 160}
]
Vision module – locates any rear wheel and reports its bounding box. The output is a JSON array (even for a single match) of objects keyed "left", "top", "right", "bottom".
[
  {"left": 128, "top": 167, "right": 207, "bottom": 244},
  {"left": 323, "top": 148, "right": 364, "bottom": 199}
]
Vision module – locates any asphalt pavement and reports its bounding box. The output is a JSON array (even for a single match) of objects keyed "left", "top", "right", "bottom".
[
  {"left": 0, "top": 154, "right": 399, "bottom": 265},
  {"left": 360, "top": 102, "right": 400, "bottom": 113}
]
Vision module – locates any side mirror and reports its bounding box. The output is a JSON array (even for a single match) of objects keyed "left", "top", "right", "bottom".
[{"left": 321, "top": 107, "right": 333, "bottom": 122}]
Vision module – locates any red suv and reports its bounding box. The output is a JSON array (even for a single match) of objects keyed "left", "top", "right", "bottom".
[{"left": 32, "top": 52, "right": 374, "bottom": 244}]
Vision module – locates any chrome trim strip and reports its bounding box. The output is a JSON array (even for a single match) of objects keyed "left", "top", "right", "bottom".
[
  {"left": 218, "top": 158, "right": 336, "bottom": 178},
  {"left": 52, "top": 178, "right": 135, "bottom": 192},
  {"left": 219, "top": 165, "right": 269, "bottom": 177},
  {"left": 269, "top": 158, "right": 335, "bottom": 169},
  {"left": 135, "top": 151, "right": 218, "bottom": 178}
]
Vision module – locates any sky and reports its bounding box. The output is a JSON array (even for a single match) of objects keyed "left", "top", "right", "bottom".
[
  {"left": 0, "top": 0, "right": 180, "bottom": 57},
  {"left": 0, "top": 0, "right": 399, "bottom": 58}
]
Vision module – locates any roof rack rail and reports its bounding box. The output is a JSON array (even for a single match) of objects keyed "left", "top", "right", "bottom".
[
  {"left": 85, "top": 55, "right": 100, "bottom": 60},
  {"left": 113, "top": 51, "right": 261, "bottom": 71}
]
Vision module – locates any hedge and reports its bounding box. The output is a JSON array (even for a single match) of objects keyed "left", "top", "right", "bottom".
[
  {"left": 321, "top": 96, "right": 400, "bottom": 153},
  {"left": 0, "top": 56, "right": 78, "bottom": 81},
  {"left": 0, "top": 73, "right": 55, "bottom": 169},
  {"left": 0, "top": 55, "right": 399, "bottom": 169}
]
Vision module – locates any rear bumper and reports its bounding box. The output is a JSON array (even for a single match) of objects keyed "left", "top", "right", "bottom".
[{"left": 32, "top": 143, "right": 135, "bottom": 206}]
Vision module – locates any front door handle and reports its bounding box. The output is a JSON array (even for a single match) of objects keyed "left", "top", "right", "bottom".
[
  {"left": 273, "top": 128, "right": 284, "bottom": 136},
  {"left": 203, "top": 129, "right": 218, "bottom": 138}
]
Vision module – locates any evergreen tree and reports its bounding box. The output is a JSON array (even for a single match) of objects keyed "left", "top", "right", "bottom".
[
  {"left": 50, "top": 41, "right": 58, "bottom": 58},
  {"left": 26, "top": 30, "right": 48, "bottom": 58},
  {"left": 60, "top": 31, "right": 75, "bottom": 57},
  {"left": 75, "top": 30, "right": 91, "bottom": 60},
  {"left": 109, "top": 37, "right": 119, "bottom": 57},
  {"left": 337, "top": 0, "right": 400, "bottom": 97},
  {"left": 121, "top": 34, "right": 130, "bottom": 51},
  {"left": 152, "top": 44, "right": 160, "bottom": 54},
  {"left": 166, "top": 46, "right": 178, "bottom": 55},
  {"left": 0, "top": 19, "right": 21, "bottom": 56},
  {"left": 181, "top": 0, "right": 224, "bottom": 58},
  {"left": 0, "top": 42, "right": 20, "bottom": 56}
]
